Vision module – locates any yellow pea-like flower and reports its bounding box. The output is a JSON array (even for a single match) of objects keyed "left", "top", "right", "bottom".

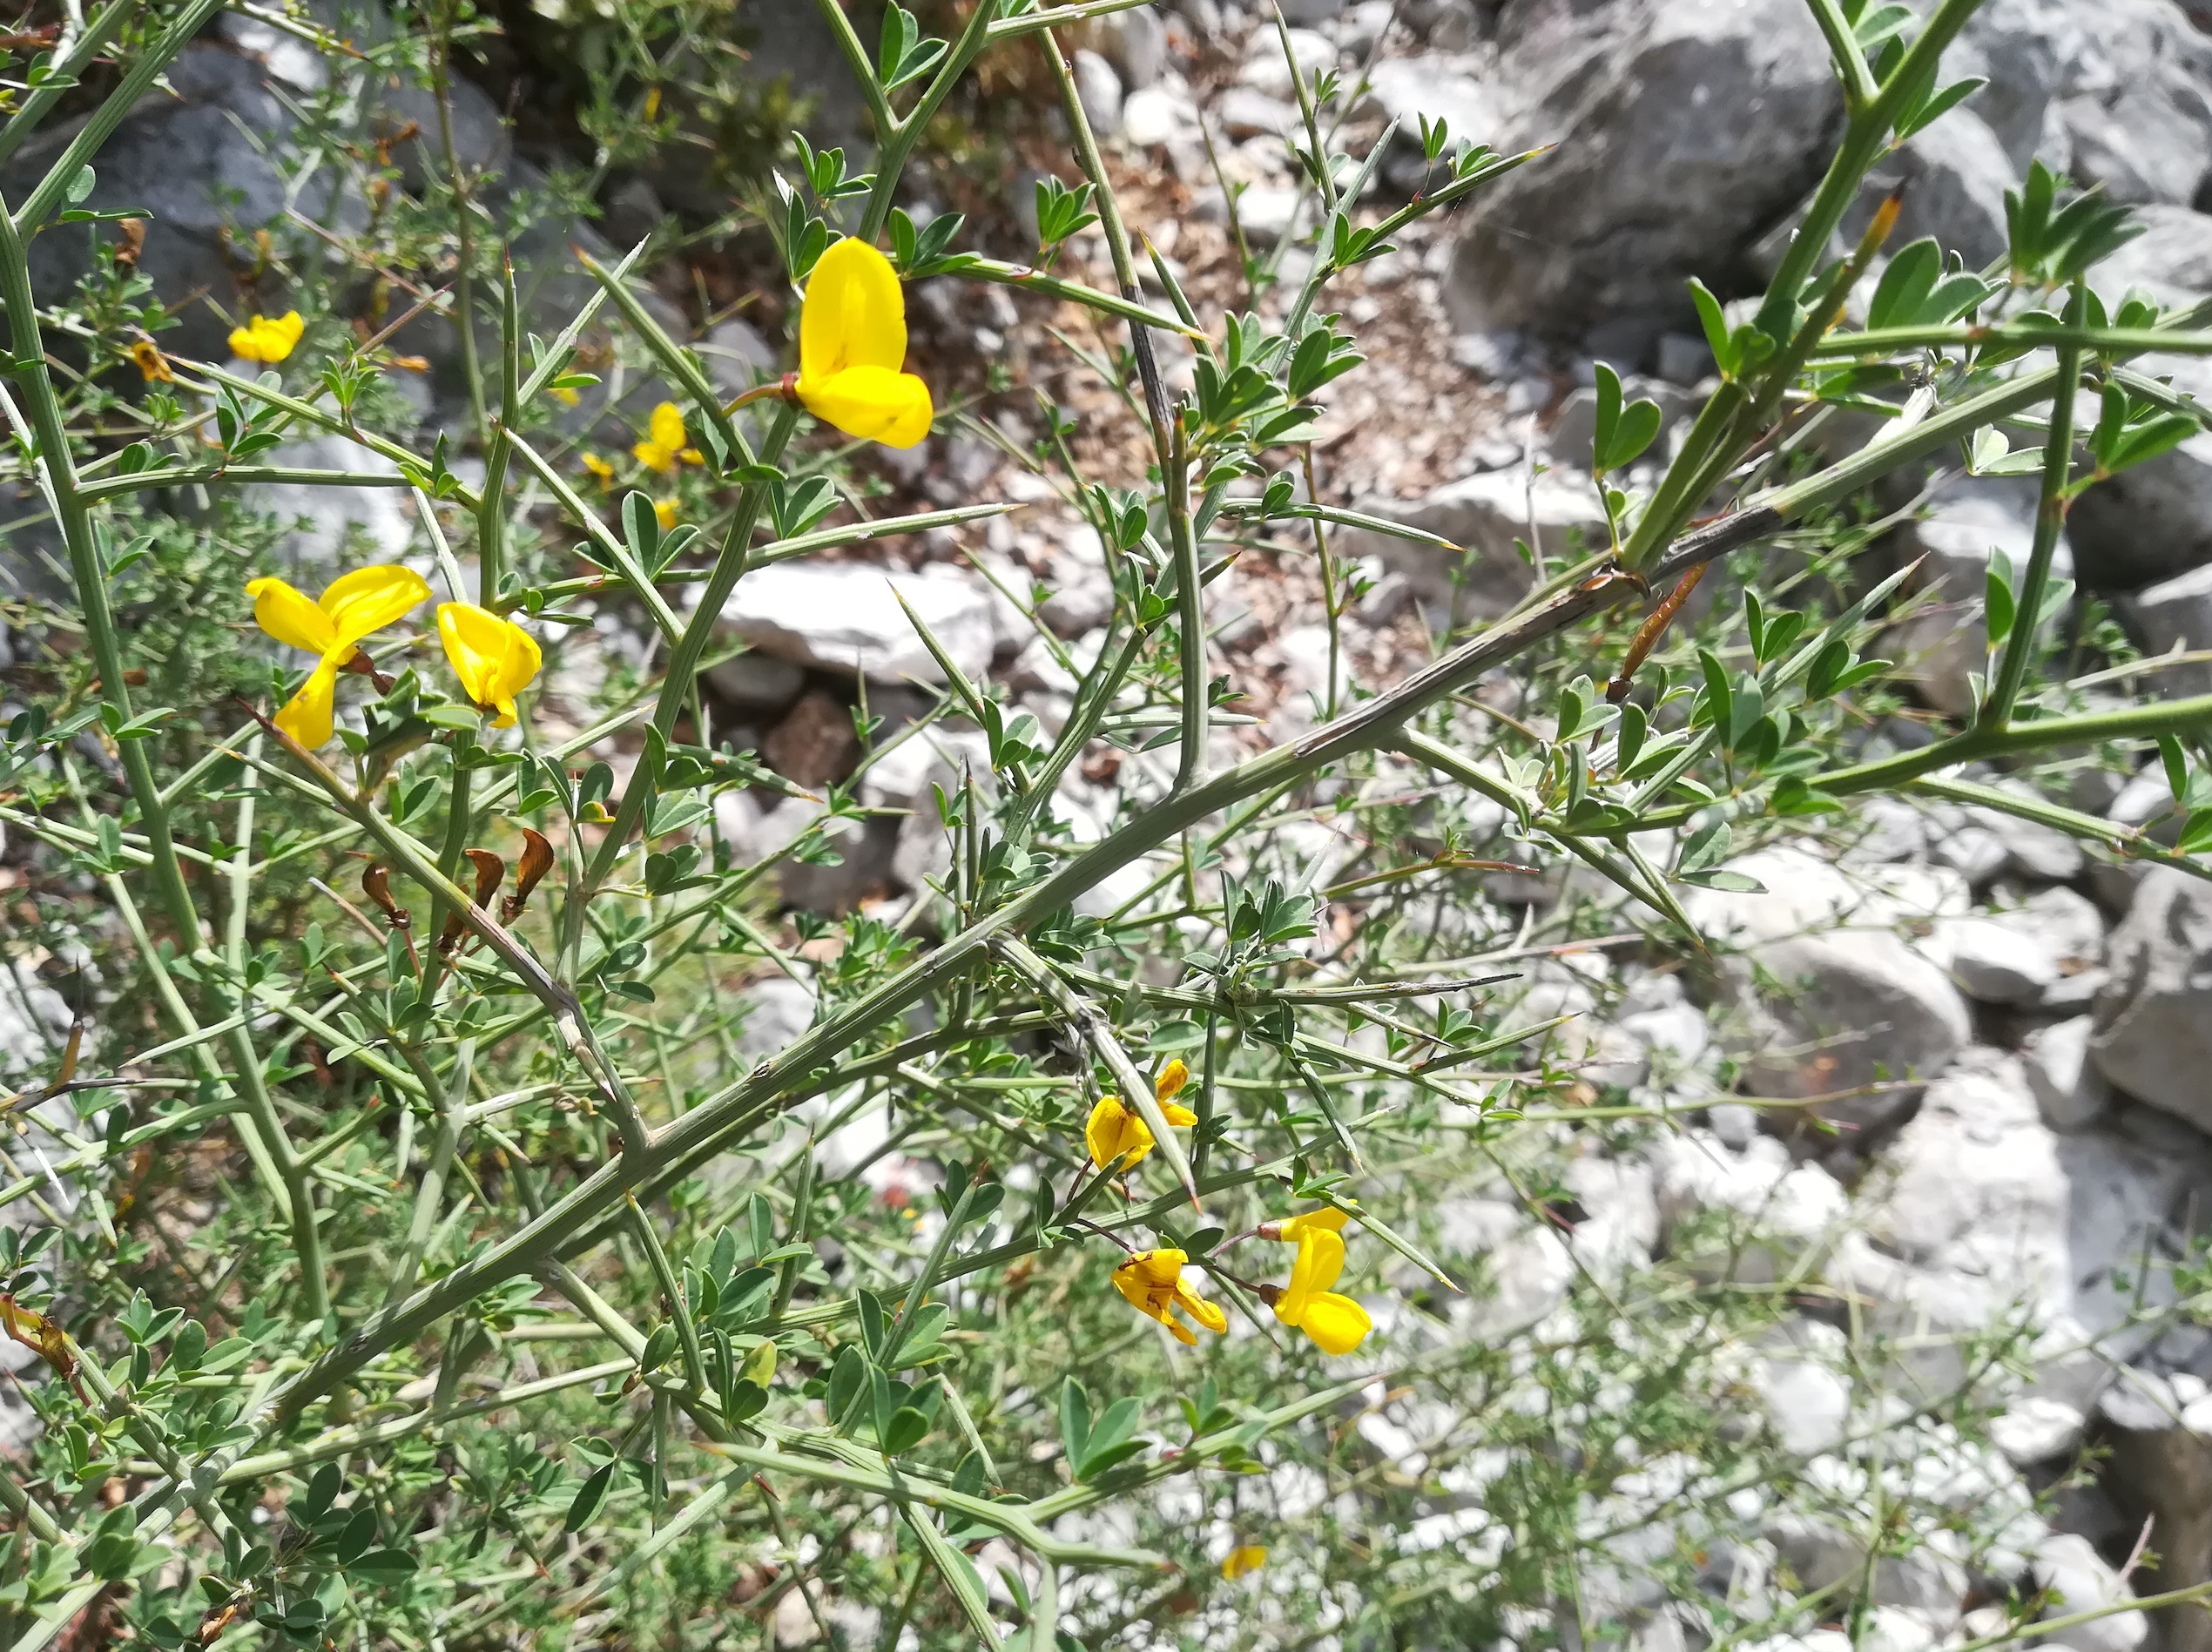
[
  {"left": 1271, "top": 1224, "right": 1372, "bottom": 1357},
  {"left": 1221, "top": 1546, "right": 1268, "bottom": 1581},
  {"left": 1154, "top": 1058, "right": 1190, "bottom": 1102},
  {"left": 796, "top": 238, "right": 934, "bottom": 450},
  {"left": 436, "top": 602, "right": 543, "bottom": 729},
  {"left": 1278, "top": 1205, "right": 1350, "bottom": 1242},
  {"left": 632, "top": 401, "right": 704, "bottom": 474},
  {"left": 246, "top": 564, "right": 431, "bottom": 747},
  {"left": 1085, "top": 1092, "right": 1197, "bottom": 1171},
  {"left": 128, "top": 340, "right": 173, "bottom": 382},
  {"left": 229, "top": 310, "right": 305, "bottom": 364},
  {"left": 654, "top": 498, "right": 679, "bottom": 530},
  {"left": 1110, "top": 1249, "right": 1225, "bottom": 1345}
]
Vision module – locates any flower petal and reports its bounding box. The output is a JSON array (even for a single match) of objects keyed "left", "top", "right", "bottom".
[
  {"left": 438, "top": 602, "right": 541, "bottom": 725},
  {"left": 799, "top": 238, "right": 907, "bottom": 381},
  {"left": 1293, "top": 1291, "right": 1372, "bottom": 1356},
  {"left": 1110, "top": 1249, "right": 1187, "bottom": 1327},
  {"left": 1299, "top": 1226, "right": 1347, "bottom": 1295},
  {"left": 489, "top": 618, "right": 543, "bottom": 728},
  {"left": 247, "top": 576, "right": 338, "bottom": 654},
  {"left": 1279, "top": 1206, "right": 1351, "bottom": 1242},
  {"left": 1085, "top": 1097, "right": 1124, "bottom": 1170},
  {"left": 1276, "top": 1227, "right": 1346, "bottom": 1325},
  {"left": 797, "top": 365, "right": 933, "bottom": 449},
  {"left": 1221, "top": 1546, "right": 1268, "bottom": 1581},
  {"left": 1154, "top": 1058, "right": 1190, "bottom": 1102},
  {"left": 318, "top": 564, "right": 430, "bottom": 649},
  {"left": 1086, "top": 1096, "right": 1154, "bottom": 1169},
  {"left": 648, "top": 401, "right": 688, "bottom": 455},
  {"left": 1175, "top": 1278, "right": 1227, "bottom": 1336},
  {"left": 1158, "top": 1102, "right": 1197, "bottom": 1128},
  {"left": 1109, "top": 1259, "right": 1153, "bottom": 1315},
  {"left": 232, "top": 311, "right": 304, "bottom": 364},
  {"left": 273, "top": 655, "right": 341, "bottom": 748}
]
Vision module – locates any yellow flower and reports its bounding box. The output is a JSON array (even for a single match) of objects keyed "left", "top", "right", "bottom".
[
  {"left": 1085, "top": 1060, "right": 1199, "bottom": 1170},
  {"left": 796, "top": 238, "right": 934, "bottom": 449},
  {"left": 552, "top": 384, "right": 581, "bottom": 408},
  {"left": 1221, "top": 1546, "right": 1268, "bottom": 1581},
  {"left": 1086, "top": 1093, "right": 1197, "bottom": 1171},
  {"left": 1110, "top": 1249, "right": 1225, "bottom": 1345},
  {"left": 436, "top": 602, "right": 543, "bottom": 729},
  {"left": 654, "top": 498, "right": 678, "bottom": 530},
  {"left": 632, "top": 401, "right": 704, "bottom": 474},
  {"left": 581, "top": 451, "right": 615, "bottom": 490},
  {"left": 1278, "top": 1206, "right": 1350, "bottom": 1242},
  {"left": 1271, "top": 1224, "right": 1372, "bottom": 1357},
  {"left": 128, "top": 340, "right": 172, "bottom": 382},
  {"left": 246, "top": 564, "right": 431, "bottom": 747},
  {"left": 229, "top": 310, "right": 305, "bottom": 364}
]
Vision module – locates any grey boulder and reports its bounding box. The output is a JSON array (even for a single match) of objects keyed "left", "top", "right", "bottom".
[
  {"left": 2069, "top": 208, "right": 2212, "bottom": 591},
  {"left": 1885, "top": 482, "right": 2071, "bottom": 719},
  {"left": 1331, "top": 469, "right": 1607, "bottom": 625},
  {"left": 2121, "top": 562, "right": 2212, "bottom": 698},
  {"left": 1445, "top": 0, "right": 1844, "bottom": 356},
  {"left": 705, "top": 561, "right": 998, "bottom": 687},
  {"left": 8, "top": 46, "right": 352, "bottom": 362},
  {"left": 1682, "top": 847, "right": 1972, "bottom": 1131},
  {"left": 1950, "top": 0, "right": 2212, "bottom": 206},
  {"left": 2093, "top": 866, "right": 2212, "bottom": 1130},
  {"left": 2022, "top": 1015, "right": 2114, "bottom": 1133},
  {"left": 1828, "top": 1049, "right": 2212, "bottom": 1410},
  {"left": 2095, "top": 1370, "right": 2212, "bottom": 1652}
]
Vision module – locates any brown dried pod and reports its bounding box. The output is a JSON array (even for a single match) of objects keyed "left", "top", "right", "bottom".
[
  {"left": 362, "top": 863, "right": 410, "bottom": 930},
  {"left": 503, "top": 828, "right": 556, "bottom": 921},
  {"left": 466, "top": 847, "right": 506, "bottom": 907},
  {"left": 439, "top": 849, "right": 509, "bottom": 955}
]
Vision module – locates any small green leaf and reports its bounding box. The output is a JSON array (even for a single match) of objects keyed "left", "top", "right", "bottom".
[
  {"left": 1696, "top": 648, "right": 1732, "bottom": 732},
  {"left": 1590, "top": 362, "right": 1622, "bottom": 472},
  {"left": 2160, "top": 733, "right": 2188, "bottom": 804},
  {"left": 1679, "top": 868, "right": 1766, "bottom": 893},
  {"left": 880, "top": 1406, "right": 934, "bottom": 1455},
  {"left": 1149, "top": 1019, "right": 1204, "bottom": 1051},
  {"left": 1596, "top": 396, "right": 1663, "bottom": 475},
  {"left": 1059, "top": 1376, "right": 1092, "bottom": 1467},
  {"left": 563, "top": 1462, "right": 615, "bottom": 1532},
  {"left": 348, "top": 1550, "right": 418, "bottom": 1584},
  {"left": 1688, "top": 277, "right": 1732, "bottom": 376},
  {"left": 1986, "top": 554, "right": 2018, "bottom": 648},
  {"left": 1678, "top": 819, "right": 1732, "bottom": 876}
]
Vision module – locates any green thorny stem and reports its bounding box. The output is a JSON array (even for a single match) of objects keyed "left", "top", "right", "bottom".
[
  {"left": 1616, "top": 0, "right": 1992, "bottom": 574},
  {"left": 239, "top": 349, "right": 2119, "bottom": 1433},
  {"left": 0, "top": 129, "right": 328, "bottom": 1323},
  {"left": 1034, "top": 30, "right": 1207, "bottom": 792},
  {"left": 1981, "top": 283, "right": 2087, "bottom": 730},
  {"left": 853, "top": 0, "right": 1007, "bottom": 245},
  {"left": 33, "top": 1, "right": 2212, "bottom": 1636}
]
